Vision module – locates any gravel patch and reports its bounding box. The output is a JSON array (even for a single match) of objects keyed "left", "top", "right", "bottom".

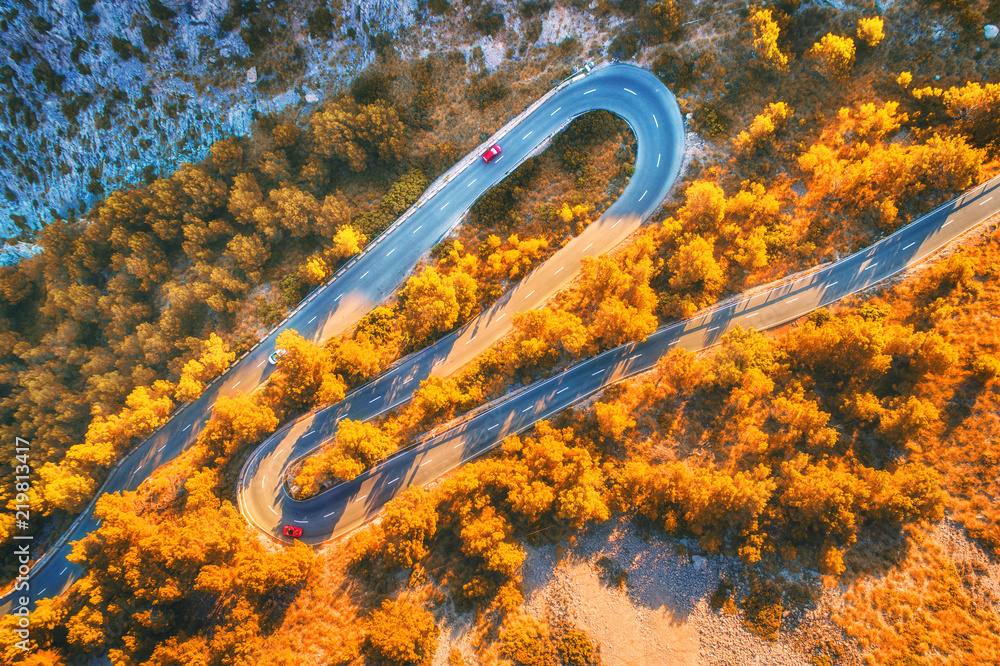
[{"left": 520, "top": 519, "right": 817, "bottom": 665}]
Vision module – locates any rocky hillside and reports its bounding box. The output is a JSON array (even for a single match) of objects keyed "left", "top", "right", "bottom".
[{"left": 0, "top": 0, "right": 420, "bottom": 262}]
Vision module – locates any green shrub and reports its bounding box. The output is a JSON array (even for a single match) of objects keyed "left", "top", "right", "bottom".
[
  {"left": 149, "top": 0, "right": 178, "bottom": 20},
  {"left": 473, "top": 2, "right": 505, "bottom": 35},
  {"left": 608, "top": 31, "right": 639, "bottom": 60},
  {"left": 742, "top": 580, "right": 783, "bottom": 641},
  {"left": 111, "top": 36, "right": 135, "bottom": 60},
  {"left": 558, "top": 630, "right": 599, "bottom": 665},
  {"left": 307, "top": 5, "right": 334, "bottom": 38}
]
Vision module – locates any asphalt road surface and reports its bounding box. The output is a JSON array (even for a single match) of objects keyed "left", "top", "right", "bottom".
[
  {"left": 2, "top": 63, "right": 685, "bottom": 612},
  {"left": 239, "top": 173, "right": 1000, "bottom": 546}
]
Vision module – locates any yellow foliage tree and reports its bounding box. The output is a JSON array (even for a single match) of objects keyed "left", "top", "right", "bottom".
[
  {"left": 331, "top": 224, "right": 365, "bottom": 258},
  {"left": 748, "top": 8, "right": 789, "bottom": 72},
  {"left": 807, "top": 34, "right": 856, "bottom": 81},
  {"left": 668, "top": 235, "right": 724, "bottom": 294},
  {"left": 399, "top": 266, "right": 478, "bottom": 346},
  {"left": 175, "top": 334, "right": 236, "bottom": 402},
  {"left": 733, "top": 102, "right": 793, "bottom": 154},
  {"left": 856, "top": 17, "right": 885, "bottom": 47}
]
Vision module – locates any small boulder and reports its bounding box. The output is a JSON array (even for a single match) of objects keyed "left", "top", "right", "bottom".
[
  {"left": 246, "top": 66, "right": 257, "bottom": 84},
  {"left": 692, "top": 556, "right": 707, "bottom": 570},
  {"left": 305, "top": 92, "right": 319, "bottom": 103},
  {"left": 986, "top": 24, "right": 999, "bottom": 39}
]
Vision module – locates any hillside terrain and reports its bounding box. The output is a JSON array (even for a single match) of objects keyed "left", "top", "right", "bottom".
[{"left": 1, "top": 0, "right": 1000, "bottom": 664}]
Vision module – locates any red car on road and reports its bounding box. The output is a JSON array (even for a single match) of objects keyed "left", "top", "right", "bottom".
[
  {"left": 283, "top": 525, "right": 303, "bottom": 538},
  {"left": 482, "top": 144, "right": 502, "bottom": 162}
]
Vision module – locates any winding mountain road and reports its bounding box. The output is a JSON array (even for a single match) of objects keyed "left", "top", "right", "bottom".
[
  {"left": 2, "top": 63, "right": 685, "bottom": 612},
  {"left": 240, "top": 174, "right": 1000, "bottom": 546}
]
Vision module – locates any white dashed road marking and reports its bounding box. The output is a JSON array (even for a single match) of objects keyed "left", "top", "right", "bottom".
[
  {"left": 523, "top": 131, "right": 532, "bottom": 140},
  {"left": 591, "top": 370, "right": 603, "bottom": 376},
  {"left": 60, "top": 567, "right": 68, "bottom": 576},
  {"left": 980, "top": 197, "right": 993, "bottom": 205},
  {"left": 308, "top": 316, "right": 317, "bottom": 323},
  {"left": 413, "top": 225, "right": 423, "bottom": 234},
  {"left": 556, "top": 387, "right": 569, "bottom": 394},
  {"left": 864, "top": 263, "right": 877, "bottom": 270},
  {"left": 903, "top": 242, "right": 915, "bottom": 250},
  {"left": 369, "top": 395, "right": 382, "bottom": 403},
  {"left": 657, "top": 154, "right": 661, "bottom": 168},
  {"left": 360, "top": 271, "right": 369, "bottom": 279},
  {"left": 624, "top": 87, "right": 637, "bottom": 95},
  {"left": 182, "top": 424, "right": 191, "bottom": 432},
  {"left": 294, "top": 519, "right": 308, "bottom": 524},
  {"left": 551, "top": 107, "right": 561, "bottom": 116},
  {"left": 488, "top": 424, "right": 499, "bottom": 430},
  {"left": 707, "top": 326, "right": 720, "bottom": 332},
  {"left": 638, "top": 190, "right": 647, "bottom": 202},
  {"left": 554, "top": 266, "right": 564, "bottom": 275},
  {"left": 257, "top": 359, "right": 267, "bottom": 368},
  {"left": 269, "top": 506, "right": 278, "bottom": 515},
  {"left": 388, "top": 477, "right": 399, "bottom": 485},
  {"left": 386, "top": 248, "right": 395, "bottom": 256},
  {"left": 584, "top": 89, "right": 596, "bottom": 94},
  {"left": 786, "top": 298, "right": 798, "bottom": 304},
  {"left": 653, "top": 114, "right": 658, "bottom": 127},
  {"left": 467, "top": 179, "right": 477, "bottom": 187}
]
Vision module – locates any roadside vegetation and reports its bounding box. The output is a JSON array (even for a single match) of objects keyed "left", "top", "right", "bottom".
[{"left": 1, "top": 0, "right": 1000, "bottom": 664}]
